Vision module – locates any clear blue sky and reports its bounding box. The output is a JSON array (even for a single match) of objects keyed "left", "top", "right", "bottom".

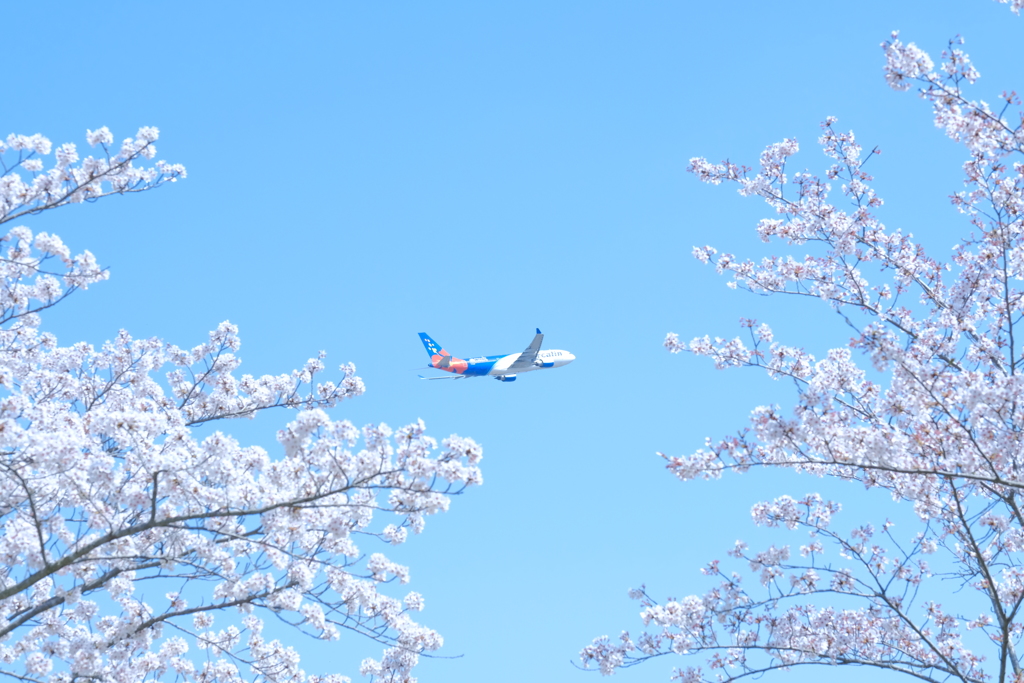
[{"left": 4, "top": 2, "right": 1021, "bottom": 681}]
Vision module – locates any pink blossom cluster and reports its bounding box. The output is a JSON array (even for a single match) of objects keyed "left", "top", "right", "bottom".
[
  {"left": 0, "top": 134, "right": 482, "bottom": 683},
  {"left": 584, "top": 5, "right": 1024, "bottom": 680}
]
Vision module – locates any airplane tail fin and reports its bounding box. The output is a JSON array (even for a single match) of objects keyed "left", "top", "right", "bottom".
[{"left": 418, "top": 333, "right": 450, "bottom": 359}]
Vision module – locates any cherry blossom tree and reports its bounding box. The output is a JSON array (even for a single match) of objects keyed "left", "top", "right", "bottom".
[
  {"left": 581, "top": 4, "right": 1024, "bottom": 682},
  {"left": 0, "top": 127, "right": 482, "bottom": 683}
]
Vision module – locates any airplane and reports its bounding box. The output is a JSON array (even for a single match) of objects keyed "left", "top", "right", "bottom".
[{"left": 417, "top": 329, "right": 575, "bottom": 382}]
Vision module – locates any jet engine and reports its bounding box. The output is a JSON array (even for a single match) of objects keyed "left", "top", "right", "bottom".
[{"left": 494, "top": 374, "right": 517, "bottom": 382}]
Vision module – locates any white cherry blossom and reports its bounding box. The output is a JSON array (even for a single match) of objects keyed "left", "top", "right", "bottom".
[
  {"left": 584, "top": 4, "right": 1024, "bottom": 681},
  {"left": 0, "top": 127, "right": 482, "bottom": 683}
]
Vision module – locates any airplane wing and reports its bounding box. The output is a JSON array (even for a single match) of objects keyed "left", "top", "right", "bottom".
[
  {"left": 506, "top": 328, "right": 544, "bottom": 372},
  {"left": 418, "top": 374, "right": 475, "bottom": 380}
]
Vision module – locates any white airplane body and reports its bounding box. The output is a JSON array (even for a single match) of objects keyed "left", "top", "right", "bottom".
[{"left": 418, "top": 329, "right": 575, "bottom": 382}]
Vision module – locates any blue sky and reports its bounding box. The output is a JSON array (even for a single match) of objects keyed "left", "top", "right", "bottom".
[{"left": 4, "top": 1, "right": 1022, "bottom": 681}]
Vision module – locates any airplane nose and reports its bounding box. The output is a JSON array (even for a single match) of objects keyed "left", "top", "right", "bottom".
[{"left": 549, "top": 352, "right": 575, "bottom": 368}]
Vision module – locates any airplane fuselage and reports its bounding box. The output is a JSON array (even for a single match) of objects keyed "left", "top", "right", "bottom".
[
  {"left": 432, "top": 349, "right": 575, "bottom": 377},
  {"left": 418, "top": 330, "right": 574, "bottom": 382}
]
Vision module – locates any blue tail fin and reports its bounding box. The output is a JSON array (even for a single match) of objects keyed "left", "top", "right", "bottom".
[{"left": 418, "top": 333, "right": 449, "bottom": 359}]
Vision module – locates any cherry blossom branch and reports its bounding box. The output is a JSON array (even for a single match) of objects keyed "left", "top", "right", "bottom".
[
  {"left": 0, "top": 128, "right": 185, "bottom": 227},
  {"left": 590, "top": 14, "right": 1024, "bottom": 680}
]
